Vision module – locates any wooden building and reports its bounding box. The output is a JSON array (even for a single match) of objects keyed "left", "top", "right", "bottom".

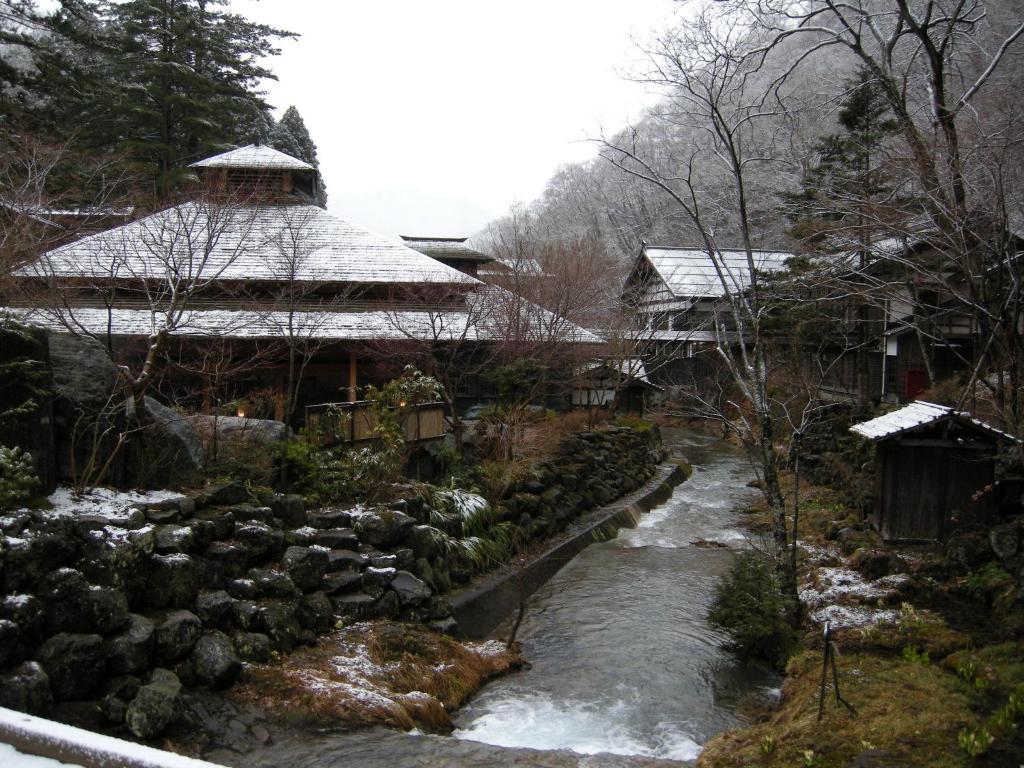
[
  {"left": 620, "top": 244, "right": 792, "bottom": 386},
  {"left": 4, "top": 145, "right": 598, "bottom": 425},
  {"left": 399, "top": 236, "right": 493, "bottom": 278},
  {"left": 850, "top": 401, "right": 1019, "bottom": 541}
]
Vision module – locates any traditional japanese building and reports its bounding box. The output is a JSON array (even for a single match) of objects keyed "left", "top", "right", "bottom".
[
  {"left": 621, "top": 243, "right": 792, "bottom": 384},
  {"left": 5, "top": 145, "right": 597, "bottom": 423},
  {"left": 399, "top": 236, "right": 492, "bottom": 278}
]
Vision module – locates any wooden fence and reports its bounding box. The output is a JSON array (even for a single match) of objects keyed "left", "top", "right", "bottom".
[{"left": 304, "top": 401, "right": 446, "bottom": 447}]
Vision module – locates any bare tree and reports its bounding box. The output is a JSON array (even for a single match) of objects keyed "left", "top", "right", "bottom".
[
  {"left": 381, "top": 283, "right": 496, "bottom": 453},
  {"left": 741, "top": 0, "right": 1024, "bottom": 435},
  {"left": 253, "top": 205, "right": 354, "bottom": 426},
  {"left": 599, "top": 8, "right": 796, "bottom": 565},
  {"left": 27, "top": 192, "right": 262, "bottom": 407}
]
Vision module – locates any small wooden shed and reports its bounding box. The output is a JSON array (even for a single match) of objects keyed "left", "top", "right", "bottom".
[{"left": 850, "top": 401, "right": 1019, "bottom": 542}]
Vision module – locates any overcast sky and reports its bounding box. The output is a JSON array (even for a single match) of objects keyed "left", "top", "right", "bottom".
[{"left": 230, "top": 0, "right": 678, "bottom": 239}]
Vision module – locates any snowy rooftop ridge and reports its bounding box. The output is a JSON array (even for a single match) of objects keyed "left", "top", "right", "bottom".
[
  {"left": 190, "top": 144, "right": 314, "bottom": 171},
  {"left": 19, "top": 203, "right": 478, "bottom": 286},
  {"left": 850, "top": 400, "right": 1020, "bottom": 442},
  {"left": 641, "top": 245, "right": 793, "bottom": 299}
]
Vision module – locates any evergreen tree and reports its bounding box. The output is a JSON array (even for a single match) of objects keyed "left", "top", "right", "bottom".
[
  {"left": 269, "top": 105, "right": 327, "bottom": 206},
  {"left": 4, "top": 1, "right": 293, "bottom": 200},
  {"left": 104, "top": 0, "right": 292, "bottom": 197},
  {"left": 785, "top": 69, "right": 901, "bottom": 252}
]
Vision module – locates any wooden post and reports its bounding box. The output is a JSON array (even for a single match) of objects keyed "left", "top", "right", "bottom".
[
  {"left": 347, "top": 351, "right": 357, "bottom": 402},
  {"left": 273, "top": 374, "right": 285, "bottom": 422}
]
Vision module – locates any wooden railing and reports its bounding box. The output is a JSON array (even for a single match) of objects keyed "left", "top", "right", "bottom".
[{"left": 304, "top": 401, "right": 447, "bottom": 447}]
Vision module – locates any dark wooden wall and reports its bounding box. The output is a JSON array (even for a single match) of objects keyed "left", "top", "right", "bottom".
[{"left": 874, "top": 438, "right": 994, "bottom": 541}]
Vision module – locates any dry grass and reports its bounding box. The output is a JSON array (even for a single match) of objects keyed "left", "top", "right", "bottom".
[
  {"left": 231, "top": 621, "right": 523, "bottom": 733},
  {"left": 698, "top": 650, "right": 974, "bottom": 768}
]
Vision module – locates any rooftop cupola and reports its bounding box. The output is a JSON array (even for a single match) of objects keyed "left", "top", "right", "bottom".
[{"left": 189, "top": 144, "right": 317, "bottom": 202}]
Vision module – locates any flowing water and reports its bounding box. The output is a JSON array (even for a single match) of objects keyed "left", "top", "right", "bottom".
[{"left": 237, "top": 428, "right": 779, "bottom": 767}]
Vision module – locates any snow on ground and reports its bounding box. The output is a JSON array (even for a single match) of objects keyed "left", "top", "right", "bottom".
[
  {"left": 34, "top": 486, "right": 185, "bottom": 518},
  {"left": 800, "top": 557, "right": 909, "bottom": 630},
  {"left": 0, "top": 742, "right": 80, "bottom": 767}
]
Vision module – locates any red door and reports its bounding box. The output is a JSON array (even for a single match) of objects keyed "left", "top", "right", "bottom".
[{"left": 905, "top": 369, "right": 927, "bottom": 399}]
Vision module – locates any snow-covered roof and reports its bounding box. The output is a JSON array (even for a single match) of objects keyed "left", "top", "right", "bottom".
[
  {"left": 584, "top": 357, "right": 659, "bottom": 387},
  {"left": 400, "top": 236, "right": 492, "bottom": 264},
  {"left": 20, "top": 203, "right": 477, "bottom": 286},
  {"left": 479, "top": 254, "right": 545, "bottom": 276},
  {"left": 644, "top": 329, "right": 734, "bottom": 343},
  {"left": 8, "top": 286, "right": 601, "bottom": 345},
  {"left": 190, "top": 144, "right": 314, "bottom": 171},
  {"left": 640, "top": 246, "right": 792, "bottom": 298},
  {"left": 850, "top": 400, "right": 1019, "bottom": 442}
]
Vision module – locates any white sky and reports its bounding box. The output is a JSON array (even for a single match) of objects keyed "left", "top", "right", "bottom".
[{"left": 230, "top": 0, "right": 678, "bottom": 239}]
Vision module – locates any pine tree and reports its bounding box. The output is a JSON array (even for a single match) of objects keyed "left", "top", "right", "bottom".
[
  {"left": 269, "top": 105, "right": 327, "bottom": 206},
  {"left": 5, "top": 1, "right": 293, "bottom": 200},
  {"left": 104, "top": 0, "right": 293, "bottom": 197},
  {"left": 786, "top": 69, "right": 901, "bottom": 252}
]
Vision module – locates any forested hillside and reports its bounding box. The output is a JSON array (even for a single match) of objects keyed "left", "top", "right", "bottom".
[
  {"left": 0, "top": 0, "right": 324, "bottom": 208},
  {"left": 483, "top": 0, "right": 1024, "bottom": 271}
]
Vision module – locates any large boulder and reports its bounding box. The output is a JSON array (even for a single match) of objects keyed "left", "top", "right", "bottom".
[
  {"left": 990, "top": 525, "right": 1020, "bottom": 561},
  {"left": 257, "top": 600, "right": 302, "bottom": 652},
  {"left": 148, "top": 553, "right": 201, "bottom": 609},
  {"left": 190, "top": 631, "right": 241, "bottom": 689},
  {"left": 390, "top": 571, "right": 433, "bottom": 607},
  {"left": 141, "top": 396, "right": 204, "bottom": 471},
  {"left": 0, "top": 661, "right": 53, "bottom": 715},
  {"left": 125, "top": 668, "right": 182, "bottom": 739},
  {"left": 106, "top": 614, "right": 155, "bottom": 675},
  {"left": 48, "top": 332, "right": 118, "bottom": 408},
  {"left": 281, "top": 545, "right": 330, "bottom": 592},
  {"left": 352, "top": 508, "right": 415, "bottom": 548},
  {"left": 189, "top": 415, "right": 289, "bottom": 446},
  {"left": 35, "top": 632, "right": 106, "bottom": 700},
  {"left": 40, "top": 570, "right": 129, "bottom": 635},
  {"left": 232, "top": 631, "right": 271, "bottom": 663},
  {"left": 0, "top": 619, "right": 18, "bottom": 666},
  {"left": 155, "top": 610, "right": 202, "bottom": 661},
  {"left": 194, "top": 590, "right": 237, "bottom": 630},
  {"left": 46, "top": 332, "right": 124, "bottom": 484}
]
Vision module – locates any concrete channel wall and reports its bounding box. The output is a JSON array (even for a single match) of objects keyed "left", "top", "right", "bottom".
[
  {"left": 451, "top": 462, "right": 688, "bottom": 639},
  {"left": 0, "top": 706, "right": 225, "bottom": 768}
]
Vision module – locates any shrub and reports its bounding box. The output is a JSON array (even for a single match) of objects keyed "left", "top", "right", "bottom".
[
  {"left": 708, "top": 550, "right": 797, "bottom": 670},
  {"left": 0, "top": 445, "right": 40, "bottom": 510}
]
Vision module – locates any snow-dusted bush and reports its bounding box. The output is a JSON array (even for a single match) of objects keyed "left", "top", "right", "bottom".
[
  {"left": 708, "top": 550, "right": 797, "bottom": 670},
  {"left": 0, "top": 445, "right": 40, "bottom": 510}
]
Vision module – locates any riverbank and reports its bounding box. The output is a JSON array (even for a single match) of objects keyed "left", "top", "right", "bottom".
[
  {"left": 451, "top": 460, "right": 690, "bottom": 638},
  {"left": 698, "top": 477, "right": 1024, "bottom": 768}
]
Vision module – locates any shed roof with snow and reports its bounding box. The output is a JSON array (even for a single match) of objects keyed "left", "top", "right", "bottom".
[
  {"left": 851, "top": 401, "right": 1017, "bottom": 542},
  {"left": 637, "top": 245, "right": 793, "bottom": 299},
  {"left": 850, "top": 400, "right": 1019, "bottom": 443}
]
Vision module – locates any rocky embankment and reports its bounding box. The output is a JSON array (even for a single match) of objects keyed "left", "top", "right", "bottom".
[{"left": 0, "top": 424, "right": 665, "bottom": 745}]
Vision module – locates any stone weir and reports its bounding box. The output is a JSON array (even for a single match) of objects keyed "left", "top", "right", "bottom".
[
  {"left": 450, "top": 461, "right": 689, "bottom": 639},
  {"left": 0, "top": 425, "right": 666, "bottom": 744}
]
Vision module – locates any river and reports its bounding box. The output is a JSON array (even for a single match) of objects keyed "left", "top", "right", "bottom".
[{"left": 238, "top": 427, "right": 779, "bottom": 767}]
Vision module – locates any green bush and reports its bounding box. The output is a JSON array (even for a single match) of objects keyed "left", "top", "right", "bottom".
[
  {"left": 708, "top": 550, "right": 797, "bottom": 670},
  {"left": 0, "top": 445, "right": 40, "bottom": 510}
]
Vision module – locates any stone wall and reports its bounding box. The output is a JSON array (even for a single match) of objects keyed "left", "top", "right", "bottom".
[
  {"left": 0, "top": 425, "right": 664, "bottom": 741},
  {"left": 494, "top": 425, "right": 666, "bottom": 541}
]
